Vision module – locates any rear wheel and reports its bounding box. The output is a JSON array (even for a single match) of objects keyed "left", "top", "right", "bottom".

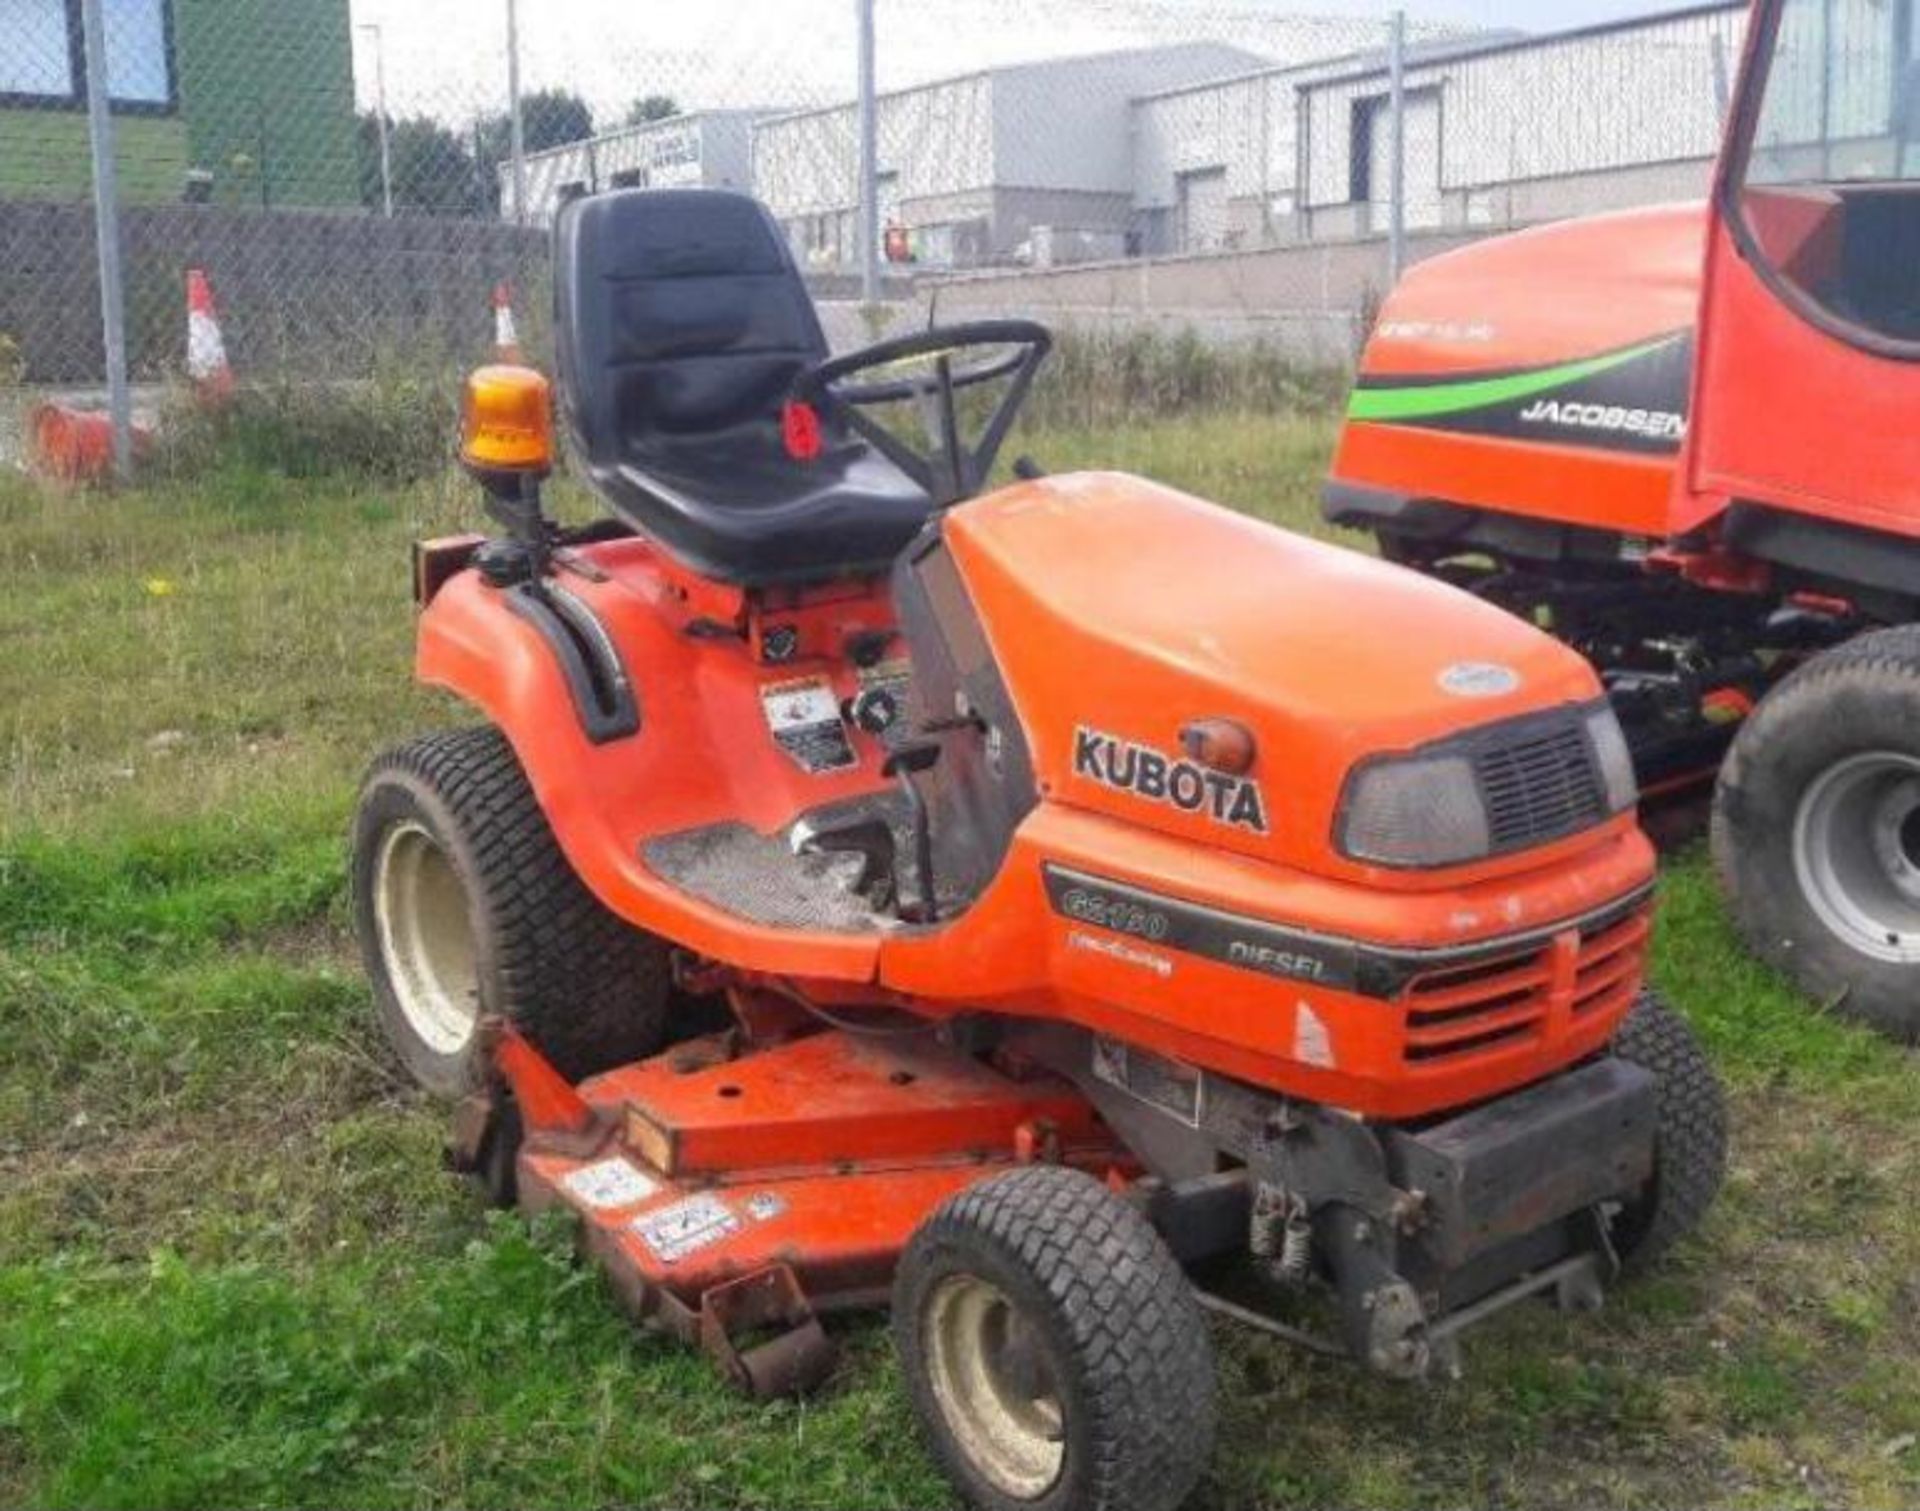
[
  {"left": 352, "top": 726, "right": 672, "bottom": 1094},
  {"left": 1714, "top": 628, "right": 1920, "bottom": 1041},
  {"left": 893, "top": 1165, "right": 1215, "bottom": 1511},
  {"left": 1608, "top": 990, "right": 1727, "bottom": 1274}
]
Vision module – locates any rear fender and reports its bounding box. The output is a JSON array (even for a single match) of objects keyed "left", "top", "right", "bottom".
[{"left": 413, "top": 567, "right": 887, "bottom": 982}]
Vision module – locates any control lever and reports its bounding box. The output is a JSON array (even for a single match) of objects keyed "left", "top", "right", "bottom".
[{"left": 883, "top": 741, "right": 944, "bottom": 923}]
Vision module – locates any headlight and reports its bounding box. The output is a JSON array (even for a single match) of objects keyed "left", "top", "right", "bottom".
[
  {"left": 1338, "top": 699, "right": 1637, "bottom": 869},
  {"left": 1584, "top": 703, "right": 1639, "bottom": 814},
  {"left": 1338, "top": 752, "right": 1491, "bottom": 868}
]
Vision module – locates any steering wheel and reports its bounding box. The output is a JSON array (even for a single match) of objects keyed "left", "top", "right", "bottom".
[{"left": 790, "top": 319, "right": 1052, "bottom": 506}]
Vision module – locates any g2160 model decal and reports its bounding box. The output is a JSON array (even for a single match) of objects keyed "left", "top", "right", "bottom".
[
  {"left": 1045, "top": 866, "right": 1357, "bottom": 990},
  {"left": 1045, "top": 866, "right": 1657, "bottom": 1000},
  {"left": 1073, "top": 726, "right": 1269, "bottom": 834}
]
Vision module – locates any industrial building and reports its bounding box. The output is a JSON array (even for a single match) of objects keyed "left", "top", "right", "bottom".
[
  {"left": 511, "top": 5, "right": 1754, "bottom": 273},
  {"left": 505, "top": 110, "right": 771, "bottom": 227},
  {"left": 1132, "top": 2, "right": 1746, "bottom": 255},
  {"left": 750, "top": 43, "right": 1273, "bottom": 270},
  {"left": 1128, "top": 34, "right": 1505, "bottom": 256}
]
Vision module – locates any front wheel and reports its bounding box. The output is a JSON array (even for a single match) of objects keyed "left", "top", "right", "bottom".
[
  {"left": 1713, "top": 627, "right": 1920, "bottom": 1042},
  {"left": 1608, "top": 990, "right": 1727, "bottom": 1274},
  {"left": 893, "top": 1165, "right": 1216, "bottom": 1511},
  {"left": 351, "top": 726, "right": 672, "bottom": 1094}
]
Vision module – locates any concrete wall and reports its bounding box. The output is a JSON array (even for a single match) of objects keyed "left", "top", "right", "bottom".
[
  {"left": 926, "top": 227, "right": 1483, "bottom": 364},
  {"left": 0, "top": 201, "right": 542, "bottom": 383},
  {"left": 1453, "top": 156, "right": 1716, "bottom": 228}
]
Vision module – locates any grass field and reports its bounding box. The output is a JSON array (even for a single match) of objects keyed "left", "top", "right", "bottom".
[{"left": 1, "top": 409, "right": 1916, "bottom": 1510}]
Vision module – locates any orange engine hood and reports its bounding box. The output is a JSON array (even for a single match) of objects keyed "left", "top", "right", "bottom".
[
  {"left": 942, "top": 472, "right": 1609, "bottom": 885},
  {"left": 1331, "top": 202, "right": 1708, "bottom": 540},
  {"left": 1363, "top": 201, "right": 1706, "bottom": 379}
]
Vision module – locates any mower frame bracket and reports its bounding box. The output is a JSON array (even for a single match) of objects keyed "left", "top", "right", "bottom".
[{"left": 696, "top": 1264, "right": 837, "bottom": 1399}]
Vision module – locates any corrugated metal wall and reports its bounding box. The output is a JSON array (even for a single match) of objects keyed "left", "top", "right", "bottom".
[
  {"left": 752, "top": 73, "right": 995, "bottom": 222},
  {"left": 1129, "top": 5, "right": 1752, "bottom": 254},
  {"left": 1300, "top": 6, "right": 1748, "bottom": 210}
]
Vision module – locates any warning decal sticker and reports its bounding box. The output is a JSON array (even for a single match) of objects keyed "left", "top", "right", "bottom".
[
  {"left": 561, "top": 1157, "right": 662, "bottom": 1210},
  {"left": 629, "top": 1189, "right": 790, "bottom": 1264},
  {"left": 632, "top": 1193, "right": 741, "bottom": 1263},
  {"left": 761, "top": 676, "right": 857, "bottom": 774}
]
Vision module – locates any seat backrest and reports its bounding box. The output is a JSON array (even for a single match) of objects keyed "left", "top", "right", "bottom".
[{"left": 553, "top": 189, "right": 828, "bottom": 472}]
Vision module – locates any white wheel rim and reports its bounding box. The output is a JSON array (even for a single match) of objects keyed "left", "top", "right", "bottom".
[
  {"left": 372, "top": 820, "right": 483, "bottom": 1055},
  {"left": 1792, "top": 750, "right": 1920, "bottom": 964},
  {"left": 923, "top": 1274, "right": 1066, "bottom": 1500}
]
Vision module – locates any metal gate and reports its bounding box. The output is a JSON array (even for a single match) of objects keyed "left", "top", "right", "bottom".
[
  {"left": 1368, "top": 88, "right": 1444, "bottom": 231},
  {"left": 1177, "top": 167, "right": 1231, "bottom": 253}
]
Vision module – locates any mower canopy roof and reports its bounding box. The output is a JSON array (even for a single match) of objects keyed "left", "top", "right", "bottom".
[{"left": 554, "top": 189, "right": 935, "bottom": 586}]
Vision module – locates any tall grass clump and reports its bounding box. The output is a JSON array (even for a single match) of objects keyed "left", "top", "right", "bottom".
[
  {"left": 156, "top": 361, "right": 458, "bottom": 485},
  {"left": 1027, "top": 326, "right": 1348, "bottom": 430}
]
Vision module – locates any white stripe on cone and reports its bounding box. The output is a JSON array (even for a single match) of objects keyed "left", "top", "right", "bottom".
[
  {"left": 493, "top": 282, "right": 522, "bottom": 363},
  {"left": 186, "top": 269, "right": 233, "bottom": 402}
]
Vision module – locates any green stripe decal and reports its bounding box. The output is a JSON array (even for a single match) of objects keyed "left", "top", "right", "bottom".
[{"left": 1347, "top": 336, "right": 1678, "bottom": 423}]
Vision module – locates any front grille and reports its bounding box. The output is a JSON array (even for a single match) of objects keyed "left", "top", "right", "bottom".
[
  {"left": 1474, "top": 715, "right": 1608, "bottom": 853},
  {"left": 1401, "top": 904, "right": 1650, "bottom": 1067}
]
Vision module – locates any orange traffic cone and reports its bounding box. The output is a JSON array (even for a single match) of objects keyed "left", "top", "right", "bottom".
[
  {"left": 186, "top": 268, "right": 233, "bottom": 405},
  {"left": 27, "top": 402, "right": 154, "bottom": 484},
  {"left": 492, "top": 281, "right": 524, "bottom": 364}
]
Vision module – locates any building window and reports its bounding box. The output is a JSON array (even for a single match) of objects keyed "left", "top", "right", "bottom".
[{"left": 0, "top": 0, "right": 175, "bottom": 112}]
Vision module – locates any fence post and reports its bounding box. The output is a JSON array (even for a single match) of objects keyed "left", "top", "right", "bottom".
[
  {"left": 361, "top": 22, "right": 394, "bottom": 217},
  {"left": 1386, "top": 7, "right": 1407, "bottom": 289},
  {"left": 1710, "top": 30, "right": 1732, "bottom": 125},
  {"left": 507, "top": 0, "right": 528, "bottom": 225},
  {"left": 856, "top": 0, "right": 880, "bottom": 304},
  {"left": 79, "top": 0, "right": 133, "bottom": 481}
]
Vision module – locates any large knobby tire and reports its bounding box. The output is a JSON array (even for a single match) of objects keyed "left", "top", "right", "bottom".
[
  {"left": 352, "top": 726, "right": 671, "bottom": 1094},
  {"left": 1713, "top": 627, "right": 1920, "bottom": 1042},
  {"left": 893, "top": 1165, "right": 1216, "bottom": 1511},
  {"left": 1608, "top": 991, "right": 1727, "bottom": 1275}
]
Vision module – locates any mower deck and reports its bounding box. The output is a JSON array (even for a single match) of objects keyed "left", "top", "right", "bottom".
[{"left": 465, "top": 1022, "right": 1118, "bottom": 1395}]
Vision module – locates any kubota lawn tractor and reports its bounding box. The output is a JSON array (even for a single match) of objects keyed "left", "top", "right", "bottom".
[
  {"left": 1326, "top": 0, "right": 1920, "bottom": 1043},
  {"left": 354, "top": 188, "right": 1725, "bottom": 1511}
]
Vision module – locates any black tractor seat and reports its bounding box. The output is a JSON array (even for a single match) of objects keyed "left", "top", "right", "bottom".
[{"left": 554, "top": 189, "right": 935, "bottom": 587}]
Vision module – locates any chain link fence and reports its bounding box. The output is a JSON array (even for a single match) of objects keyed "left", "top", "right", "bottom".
[{"left": 0, "top": 0, "right": 1751, "bottom": 473}]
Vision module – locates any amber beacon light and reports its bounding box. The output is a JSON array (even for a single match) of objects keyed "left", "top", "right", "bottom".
[{"left": 461, "top": 364, "right": 554, "bottom": 477}]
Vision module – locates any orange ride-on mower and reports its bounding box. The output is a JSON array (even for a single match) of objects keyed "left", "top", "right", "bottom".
[
  {"left": 353, "top": 189, "right": 1725, "bottom": 1511},
  {"left": 1326, "top": 0, "right": 1920, "bottom": 1041}
]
